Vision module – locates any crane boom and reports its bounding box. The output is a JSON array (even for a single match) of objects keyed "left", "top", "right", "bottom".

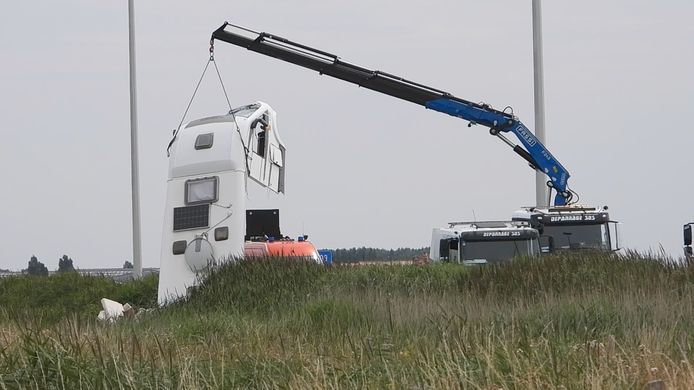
[{"left": 211, "top": 22, "right": 572, "bottom": 205}]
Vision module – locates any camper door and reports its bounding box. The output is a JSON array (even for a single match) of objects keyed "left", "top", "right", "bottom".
[{"left": 247, "top": 110, "right": 285, "bottom": 193}]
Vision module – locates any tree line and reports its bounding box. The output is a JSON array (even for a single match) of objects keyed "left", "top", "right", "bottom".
[
  {"left": 11, "top": 248, "right": 429, "bottom": 274},
  {"left": 24, "top": 255, "right": 74, "bottom": 276},
  {"left": 19, "top": 255, "right": 134, "bottom": 276},
  {"left": 324, "top": 247, "right": 430, "bottom": 263}
]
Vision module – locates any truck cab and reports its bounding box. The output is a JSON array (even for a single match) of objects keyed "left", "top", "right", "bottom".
[
  {"left": 512, "top": 206, "right": 621, "bottom": 253},
  {"left": 684, "top": 223, "right": 693, "bottom": 260},
  {"left": 429, "top": 221, "right": 540, "bottom": 265}
]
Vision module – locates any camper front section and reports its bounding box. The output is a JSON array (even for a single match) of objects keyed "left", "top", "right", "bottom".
[{"left": 158, "top": 102, "right": 286, "bottom": 305}]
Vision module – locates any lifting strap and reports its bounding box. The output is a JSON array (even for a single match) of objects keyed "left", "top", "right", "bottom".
[
  {"left": 167, "top": 39, "right": 233, "bottom": 156},
  {"left": 166, "top": 40, "right": 252, "bottom": 195}
]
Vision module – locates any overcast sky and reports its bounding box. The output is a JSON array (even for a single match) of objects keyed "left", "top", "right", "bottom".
[{"left": 1, "top": 1, "right": 692, "bottom": 270}]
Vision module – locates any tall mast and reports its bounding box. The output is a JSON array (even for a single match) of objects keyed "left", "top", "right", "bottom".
[
  {"left": 128, "top": 0, "right": 143, "bottom": 278},
  {"left": 532, "top": 0, "right": 549, "bottom": 207}
]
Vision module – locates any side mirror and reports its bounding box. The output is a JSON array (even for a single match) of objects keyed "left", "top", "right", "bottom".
[
  {"left": 684, "top": 224, "right": 692, "bottom": 246},
  {"left": 539, "top": 235, "right": 554, "bottom": 254},
  {"left": 609, "top": 221, "right": 623, "bottom": 251}
]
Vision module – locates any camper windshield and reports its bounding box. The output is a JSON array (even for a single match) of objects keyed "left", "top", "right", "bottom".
[
  {"left": 461, "top": 239, "right": 539, "bottom": 264},
  {"left": 542, "top": 224, "right": 609, "bottom": 250}
]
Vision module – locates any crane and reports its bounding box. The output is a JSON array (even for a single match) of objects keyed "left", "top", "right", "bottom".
[{"left": 211, "top": 22, "right": 574, "bottom": 206}]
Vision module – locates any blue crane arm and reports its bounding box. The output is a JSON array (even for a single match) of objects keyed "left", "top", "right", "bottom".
[
  {"left": 425, "top": 98, "right": 570, "bottom": 205},
  {"left": 211, "top": 22, "right": 573, "bottom": 205}
]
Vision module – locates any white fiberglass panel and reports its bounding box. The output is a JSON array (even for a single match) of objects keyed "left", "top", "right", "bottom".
[{"left": 170, "top": 121, "right": 243, "bottom": 179}]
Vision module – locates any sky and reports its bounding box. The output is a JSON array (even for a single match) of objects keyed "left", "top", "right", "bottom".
[{"left": 1, "top": 1, "right": 692, "bottom": 270}]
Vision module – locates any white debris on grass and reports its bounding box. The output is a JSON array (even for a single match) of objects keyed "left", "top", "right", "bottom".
[
  {"left": 97, "top": 298, "right": 149, "bottom": 322},
  {"left": 97, "top": 298, "right": 124, "bottom": 322}
]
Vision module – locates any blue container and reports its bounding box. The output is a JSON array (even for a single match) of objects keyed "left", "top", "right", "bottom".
[{"left": 318, "top": 250, "right": 333, "bottom": 266}]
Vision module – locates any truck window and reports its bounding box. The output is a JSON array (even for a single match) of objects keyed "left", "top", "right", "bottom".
[
  {"left": 542, "top": 224, "right": 608, "bottom": 250},
  {"left": 461, "top": 239, "right": 538, "bottom": 264},
  {"left": 439, "top": 238, "right": 458, "bottom": 261},
  {"left": 439, "top": 239, "right": 450, "bottom": 260}
]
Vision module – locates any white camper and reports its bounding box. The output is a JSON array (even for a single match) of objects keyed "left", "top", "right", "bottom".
[
  {"left": 429, "top": 221, "right": 540, "bottom": 265},
  {"left": 158, "top": 102, "right": 286, "bottom": 305}
]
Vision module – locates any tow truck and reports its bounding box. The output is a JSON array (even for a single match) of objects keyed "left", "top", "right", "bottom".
[
  {"left": 430, "top": 221, "right": 540, "bottom": 264},
  {"left": 211, "top": 23, "right": 572, "bottom": 204},
  {"left": 208, "top": 22, "right": 620, "bottom": 254},
  {"left": 512, "top": 206, "right": 620, "bottom": 252},
  {"left": 685, "top": 222, "right": 693, "bottom": 260}
]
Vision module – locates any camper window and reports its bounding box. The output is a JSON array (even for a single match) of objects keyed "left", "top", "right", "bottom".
[
  {"left": 256, "top": 129, "right": 266, "bottom": 157},
  {"left": 185, "top": 177, "right": 218, "bottom": 205},
  {"left": 253, "top": 113, "right": 269, "bottom": 157},
  {"left": 195, "top": 133, "right": 214, "bottom": 150}
]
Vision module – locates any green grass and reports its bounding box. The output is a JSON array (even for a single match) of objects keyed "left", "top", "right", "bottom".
[
  {"left": 0, "top": 252, "right": 693, "bottom": 389},
  {"left": 0, "top": 272, "right": 157, "bottom": 325}
]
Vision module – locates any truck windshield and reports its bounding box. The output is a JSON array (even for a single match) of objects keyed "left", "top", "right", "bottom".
[
  {"left": 461, "top": 239, "right": 539, "bottom": 264},
  {"left": 543, "top": 224, "right": 609, "bottom": 250}
]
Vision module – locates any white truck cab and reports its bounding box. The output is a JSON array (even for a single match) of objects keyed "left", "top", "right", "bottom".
[
  {"left": 512, "top": 205, "right": 621, "bottom": 253},
  {"left": 157, "top": 101, "right": 286, "bottom": 305},
  {"left": 684, "top": 222, "right": 693, "bottom": 260},
  {"left": 429, "top": 221, "right": 540, "bottom": 265}
]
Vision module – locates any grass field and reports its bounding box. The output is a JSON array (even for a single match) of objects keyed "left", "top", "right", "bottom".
[{"left": 0, "top": 252, "right": 692, "bottom": 389}]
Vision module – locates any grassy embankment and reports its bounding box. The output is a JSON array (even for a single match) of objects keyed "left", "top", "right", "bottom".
[{"left": 0, "top": 252, "right": 693, "bottom": 389}]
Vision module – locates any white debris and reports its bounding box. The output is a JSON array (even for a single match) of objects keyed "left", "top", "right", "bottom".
[
  {"left": 123, "top": 303, "right": 136, "bottom": 318},
  {"left": 97, "top": 298, "right": 125, "bottom": 322},
  {"left": 97, "top": 298, "right": 146, "bottom": 322}
]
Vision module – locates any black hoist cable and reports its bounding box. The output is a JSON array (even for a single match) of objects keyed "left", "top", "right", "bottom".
[{"left": 168, "top": 39, "right": 234, "bottom": 156}]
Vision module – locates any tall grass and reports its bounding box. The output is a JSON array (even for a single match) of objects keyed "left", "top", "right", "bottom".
[
  {"left": 0, "top": 252, "right": 692, "bottom": 388},
  {"left": 0, "top": 272, "right": 158, "bottom": 324}
]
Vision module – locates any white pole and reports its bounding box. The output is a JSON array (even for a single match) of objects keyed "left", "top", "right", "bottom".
[
  {"left": 532, "top": 0, "right": 549, "bottom": 207},
  {"left": 128, "top": 0, "right": 143, "bottom": 278}
]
